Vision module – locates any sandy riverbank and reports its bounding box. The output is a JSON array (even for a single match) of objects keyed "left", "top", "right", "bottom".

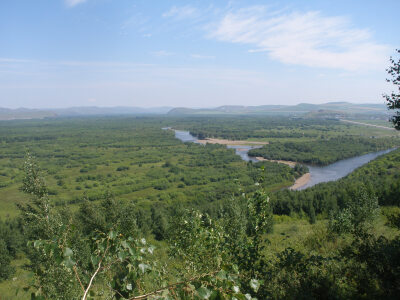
[
  {"left": 255, "top": 157, "right": 297, "bottom": 167},
  {"left": 196, "top": 138, "right": 269, "bottom": 145},
  {"left": 289, "top": 173, "right": 311, "bottom": 190}
]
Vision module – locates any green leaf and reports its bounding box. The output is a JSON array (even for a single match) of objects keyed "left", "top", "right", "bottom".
[
  {"left": 187, "top": 284, "right": 195, "bottom": 292},
  {"left": 216, "top": 270, "right": 227, "bottom": 280},
  {"left": 197, "top": 287, "right": 211, "bottom": 299},
  {"left": 126, "top": 263, "right": 133, "bottom": 272},
  {"left": 108, "top": 231, "right": 117, "bottom": 240},
  {"left": 91, "top": 255, "right": 99, "bottom": 266},
  {"left": 121, "top": 240, "right": 129, "bottom": 249},
  {"left": 250, "top": 279, "right": 260, "bottom": 293},
  {"left": 55, "top": 255, "right": 63, "bottom": 264},
  {"left": 62, "top": 257, "right": 76, "bottom": 268},
  {"left": 63, "top": 247, "right": 73, "bottom": 258},
  {"left": 118, "top": 251, "right": 126, "bottom": 261},
  {"left": 138, "top": 263, "right": 149, "bottom": 274}
]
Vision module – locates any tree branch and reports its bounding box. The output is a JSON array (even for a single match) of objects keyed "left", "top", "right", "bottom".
[
  {"left": 73, "top": 265, "right": 85, "bottom": 292},
  {"left": 128, "top": 270, "right": 219, "bottom": 300}
]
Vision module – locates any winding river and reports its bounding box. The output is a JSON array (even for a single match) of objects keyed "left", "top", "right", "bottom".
[
  {"left": 297, "top": 148, "right": 395, "bottom": 190},
  {"left": 166, "top": 128, "right": 395, "bottom": 190}
]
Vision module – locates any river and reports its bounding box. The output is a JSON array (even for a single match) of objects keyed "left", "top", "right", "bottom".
[
  {"left": 165, "top": 128, "right": 395, "bottom": 189},
  {"left": 297, "top": 148, "right": 395, "bottom": 190}
]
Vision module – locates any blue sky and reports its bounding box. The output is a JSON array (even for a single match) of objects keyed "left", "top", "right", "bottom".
[{"left": 0, "top": 0, "right": 399, "bottom": 108}]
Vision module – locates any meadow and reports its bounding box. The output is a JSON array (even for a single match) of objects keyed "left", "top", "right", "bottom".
[{"left": 1, "top": 115, "right": 400, "bottom": 299}]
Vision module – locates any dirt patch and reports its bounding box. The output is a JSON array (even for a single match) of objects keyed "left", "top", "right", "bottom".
[
  {"left": 196, "top": 138, "right": 269, "bottom": 146},
  {"left": 255, "top": 157, "right": 297, "bottom": 167},
  {"left": 289, "top": 173, "right": 311, "bottom": 190}
]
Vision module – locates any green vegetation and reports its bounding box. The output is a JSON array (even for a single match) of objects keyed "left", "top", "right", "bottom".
[
  {"left": 1, "top": 115, "right": 400, "bottom": 299},
  {"left": 248, "top": 136, "right": 398, "bottom": 165},
  {"left": 384, "top": 49, "right": 400, "bottom": 129},
  {"left": 0, "top": 117, "right": 305, "bottom": 218},
  {"left": 171, "top": 115, "right": 399, "bottom": 141},
  {"left": 270, "top": 148, "right": 400, "bottom": 220}
]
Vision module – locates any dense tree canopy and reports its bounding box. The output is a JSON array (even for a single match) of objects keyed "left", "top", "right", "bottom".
[{"left": 385, "top": 49, "right": 400, "bottom": 129}]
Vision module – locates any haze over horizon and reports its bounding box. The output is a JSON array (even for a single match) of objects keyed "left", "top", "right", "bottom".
[
  {"left": 1, "top": 0, "right": 399, "bottom": 109},
  {"left": 0, "top": 101, "right": 389, "bottom": 111}
]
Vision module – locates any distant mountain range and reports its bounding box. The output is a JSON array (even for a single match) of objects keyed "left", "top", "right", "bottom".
[
  {"left": 0, "top": 108, "right": 57, "bottom": 120},
  {"left": 0, "top": 106, "right": 172, "bottom": 120},
  {"left": 0, "top": 102, "right": 390, "bottom": 120},
  {"left": 167, "top": 102, "right": 390, "bottom": 118},
  {"left": 52, "top": 106, "right": 173, "bottom": 116}
]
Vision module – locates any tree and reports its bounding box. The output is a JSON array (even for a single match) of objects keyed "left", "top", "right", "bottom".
[
  {"left": 20, "top": 154, "right": 260, "bottom": 299},
  {"left": 384, "top": 49, "right": 400, "bottom": 129},
  {"left": 328, "top": 187, "right": 379, "bottom": 236},
  {"left": 0, "top": 239, "right": 14, "bottom": 281}
]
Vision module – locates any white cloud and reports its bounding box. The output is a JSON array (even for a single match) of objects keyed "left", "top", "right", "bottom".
[
  {"left": 162, "top": 5, "right": 199, "bottom": 20},
  {"left": 209, "top": 7, "right": 389, "bottom": 71},
  {"left": 65, "top": 0, "right": 87, "bottom": 8}
]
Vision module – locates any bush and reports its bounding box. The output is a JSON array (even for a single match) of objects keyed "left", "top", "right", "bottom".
[
  {"left": 116, "top": 166, "right": 129, "bottom": 171},
  {"left": 0, "top": 239, "right": 14, "bottom": 281}
]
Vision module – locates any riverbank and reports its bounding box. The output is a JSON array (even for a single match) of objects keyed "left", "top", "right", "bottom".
[
  {"left": 255, "top": 157, "right": 297, "bottom": 167},
  {"left": 197, "top": 138, "right": 269, "bottom": 146},
  {"left": 170, "top": 129, "right": 396, "bottom": 191},
  {"left": 290, "top": 173, "right": 311, "bottom": 190}
]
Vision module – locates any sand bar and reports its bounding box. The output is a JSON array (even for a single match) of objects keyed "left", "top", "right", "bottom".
[
  {"left": 255, "top": 157, "right": 297, "bottom": 167},
  {"left": 289, "top": 173, "right": 311, "bottom": 190},
  {"left": 196, "top": 138, "right": 269, "bottom": 146}
]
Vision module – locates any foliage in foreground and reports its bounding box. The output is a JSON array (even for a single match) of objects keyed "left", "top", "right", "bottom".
[
  {"left": 18, "top": 154, "right": 265, "bottom": 299},
  {"left": 1, "top": 153, "right": 400, "bottom": 299},
  {"left": 385, "top": 49, "right": 400, "bottom": 129}
]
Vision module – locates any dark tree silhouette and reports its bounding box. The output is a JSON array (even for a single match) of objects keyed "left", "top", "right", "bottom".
[{"left": 384, "top": 49, "right": 400, "bottom": 129}]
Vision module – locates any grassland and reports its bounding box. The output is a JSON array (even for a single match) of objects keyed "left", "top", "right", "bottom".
[
  {"left": 1, "top": 115, "right": 400, "bottom": 298},
  {"left": 0, "top": 116, "right": 306, "bottom": 218}
]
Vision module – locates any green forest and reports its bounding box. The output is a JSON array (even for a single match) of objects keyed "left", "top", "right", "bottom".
[
  {"left": 248, "top": 137, "right": 398, "bottom": 165},
  {"left": 1, "top": 115, "right": 400, "bottom": 299}
]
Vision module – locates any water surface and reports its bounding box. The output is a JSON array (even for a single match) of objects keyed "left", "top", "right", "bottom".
[
  {"left": 226, "top": 145, "right": 261, "bottom": 163},
  {"left": 165, "top": 128, "right": 261, "bottom": 161},
  {"left": 298, "top": 148, "right": 395, "bottom": 190},
  {"left": 165, "top": 128, "right": 395, "bottom": 189}
]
